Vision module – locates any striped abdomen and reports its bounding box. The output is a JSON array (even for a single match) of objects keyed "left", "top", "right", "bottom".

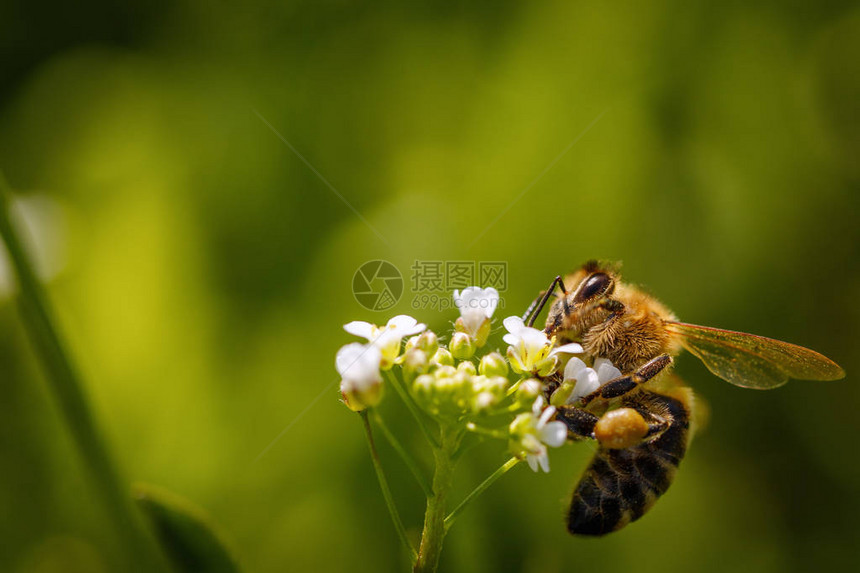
[{"left": 568, "top": 391, "right": 691, "bottom": 536}]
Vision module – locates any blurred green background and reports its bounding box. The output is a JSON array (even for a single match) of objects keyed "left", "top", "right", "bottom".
[{"left": 1, "top": 0, "right": 858, "bottom": 571}]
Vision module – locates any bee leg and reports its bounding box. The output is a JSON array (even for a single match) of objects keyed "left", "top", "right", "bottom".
[
  {"left": 643, "top": 417, "right": 670, "bottom": 438},
  {"left": 580, "top": 354, "right": 673, "bottom": 406},
  {"left": 554, "top": 406, "right": 598, "bottom": 440},
  {"left": 555, "top": 403, "right": 669, "bottom": 444},
  {"left": 523, "top": 275, "right": 567, "bottom": 327}
]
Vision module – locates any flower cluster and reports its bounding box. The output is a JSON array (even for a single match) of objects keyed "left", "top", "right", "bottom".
[
  {"left": 509, "top": 397, "right": 567, "bottom": 472},
  {"left": 336, "top": 286, "right": 622, "bottom": 473},
  {"left": 337, "top": 315, "right": 426, "bottom": 411}
]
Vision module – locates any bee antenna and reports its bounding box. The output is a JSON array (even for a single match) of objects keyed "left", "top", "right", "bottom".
[{"left": 525, "top": 275, "right": 565, "bottom": 327}]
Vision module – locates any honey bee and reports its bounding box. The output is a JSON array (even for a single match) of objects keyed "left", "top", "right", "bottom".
[{"left": 524, "top": 260, "right": 845, "bottom": 536}]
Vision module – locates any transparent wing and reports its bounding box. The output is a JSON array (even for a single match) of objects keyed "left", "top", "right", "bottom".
[{"left": 665, "top": 322, "right": 845, "bottom": 389}]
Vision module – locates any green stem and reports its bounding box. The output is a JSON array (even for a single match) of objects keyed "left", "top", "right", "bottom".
[
  {"left": 444, "top": 457, "right": 520, "bottom": 531},
  {"left": 370, "top": 409, "right": 433, "bottom": 498},
  {"left": 0, "top": 176, "right": 167, "bottom": 571},
  {"left": 413, "top": 427, "right": 462, "bottom": 573},
  {"left": 360, "top": 411, "right": 417, "bottom": 562},
  {"left": 385, "top": 369, "right": 440, "bottom": 448}
]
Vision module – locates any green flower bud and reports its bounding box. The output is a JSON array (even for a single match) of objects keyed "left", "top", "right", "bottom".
[
  {"left": 485, "top": 376, "right": 511, "bottom": 398},
  {"left": 412, "top": 374, "right": 436, "bottom": 408},
  {"left": 508, "top": 411, "right": 534, "bottom": 441},
  {"left": 450, "top": 372, "right": 475, "bottom": 412},
  {"left": 536, "top": 355, "right": 559, "bottom": 378},
  {"left": 479, "top": 352, "right": 509, "bottom": 378},
  {"left": 549, "top": 378, "right": 576, "bottom": 407},
  {"left": 431, "top": 347, "right": 455, "bottom": 367},
  {"left": 415, "top": 331, "right": 439, "bottom": 357},
  {"left": 450, "top": 332, "right": 476, "bottom": 360},
  {"left": 434, "top": 365, "right": 457, "bottom": 380},
  {"left": 404, "top": 335, "right": 420, "bottom": 353},
  {"left": 342, "top": 382, "right": 384, "bottom": 412},
  {"left": 426, "top": 369, "right": 470, "bottom": 416},
  {"left": 457, "top": 360, "right": 477, "bottom": 377},
  {"left": 402, "top": 348, "right": 429, "bottom": 383},
  {"left": 472, "top": 391, "right": 497, "bottom": 413},
  {"left": 455, "top": 315, "right": 493, "bottom": 348},
  {"left": 515, "top": 379, "right": 543, "bottom": 407}
]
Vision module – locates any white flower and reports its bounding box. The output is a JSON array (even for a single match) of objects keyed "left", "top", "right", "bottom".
[
  {"left": 453, "top": 286, "right": 499, "bottom": 346},
  {"left": 336, "top": 343, "right": 384, "bottom": 411},
  {"left": 510, "top": 397, "right": 568, "bottom": 473},
  {"left": 343, "top": 315, "right": 426, "bottom": 368},
  {"left": 502, "top": 316, "right": 582, "bottom": 376},
  {"left": 560, "top": 356, "right": 623, "bottom": 404}
]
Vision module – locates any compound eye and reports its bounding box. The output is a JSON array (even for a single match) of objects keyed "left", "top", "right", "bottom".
[{"left": 574, "top": 273, "right": 612, "bottom": 303}]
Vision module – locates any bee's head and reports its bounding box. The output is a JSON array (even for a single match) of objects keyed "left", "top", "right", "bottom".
[
  {"left": 544, "top": 261, "right": 620, "bottom": 339},
  {"left": 571, "top": 271, "right": 615, "bottom": 304}
]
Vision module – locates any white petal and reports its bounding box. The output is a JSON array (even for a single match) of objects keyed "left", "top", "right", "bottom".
[
  {"left": 479, "top": 287, "right": 500, "bottom": 319},
  {"left": 381, "top": 315, "right": 426, "bottom": 339},
  {"left": 503, "top": 333, "right": 519, "bottom": 346},
  {"left": 520, "top": 327, "right": 550, "bottom": 355},
  {"left": 522, "top": 433, "right": 542, "bottom": 453},
  {"left": 541, "top": 421, "right": 568, "bottom": 448},
  {"left": 343, "top": 321, "right": 375, "bottom": 340},
  {"left": 594, "top": 358, "right": 622, "bottom": 384},
  {"left": 370, "top": 328, "right": 400, "bottom": 347},
  {"left": 459, "top": 309, "right": 485, "bottom": 337},
  {"left": 571, "top": 368, "right": 600, "bottom": 402},
  {"left": 339, "top": 377, "right": 354, "bottom": 393},
  {"left": 537, "top": 451, "right": 550, "bottom": 473},
  {"left": 532, "top": 395, "right": 546, "bottom": 415},
  {"left": 538, "top": 405, "right": 557, "bottom": 427},
  {"left": 455, "top": 286, "right": 491, "bottom": 327},
  {"left": 387, "top": 315, "right": 418, "bottom": 330},
  {"left": 576, "top": 367, "right": 599, "bottom": 386},
  {"left": 336, "top": 343, "right": 382, "bottom": 386},
  {"left": 356, "top": 346, "right": 383, "bottom": 376},
  {"left": 403, "top": 322, "right": 427, "bottom": 337},
  {"left": 457, "top": 286, "right": 480, "bottom": 306},
  {"left": 551, "top": 342, "right": 584, "bottom": 356},
  {"left": 563, "top": 357, "right": 587, "bottom": 381},
  {"left": 458, "top": 286, "right": 497, "bottom": 311},
  {"left": 526, "top": 455, "right": 539, "bottom": 472},
  {"left": 503, "top": 316, "right": 526, "bottom": 335},
  {"left": 455, "top": 287, "right": 498, "bottom": 331},
  {"left": 335, "top": 343, "right": 365, "bottom": 374}
]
